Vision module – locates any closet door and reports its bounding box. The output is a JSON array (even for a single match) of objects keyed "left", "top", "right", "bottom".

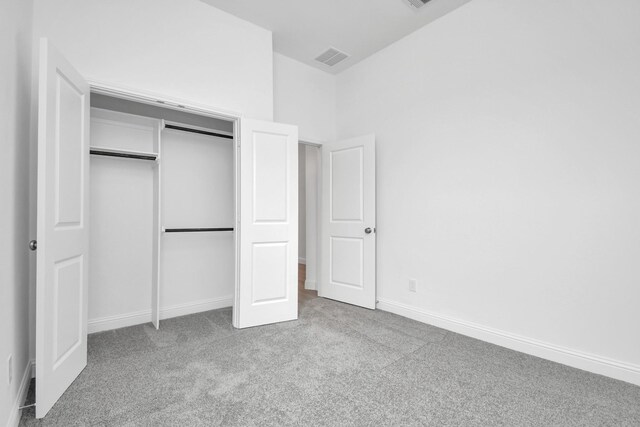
[
  {"left": 234, "top": 119, "right": 298, "bottom": 328},
  {"left": 35, "top": 39, "right": 90, "bottom": 418}
]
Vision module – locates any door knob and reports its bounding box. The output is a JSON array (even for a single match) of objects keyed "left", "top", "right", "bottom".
[
  {"left": 29, "top": 240, "right": 37, "bottom": 251},
  {"left": 364, "top": 227, "right": 372, "bottom": 234}
]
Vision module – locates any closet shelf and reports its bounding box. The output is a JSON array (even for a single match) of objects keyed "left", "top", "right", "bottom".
[
  {"left": 163, "top": 227, "right": 234, "bottom": 233},
  {"left": 90, "top": 146, "right": 158, "bottom": 161}
]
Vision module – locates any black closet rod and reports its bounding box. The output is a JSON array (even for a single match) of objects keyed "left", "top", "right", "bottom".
[
  {"left": 164, "top": 227, "right": 234, "bottom": 233},
  {"left": 90, "top": 149, "right": 157, "bottom": 161},
  {"left": 164, "top": 124, "right": 233, "bottom": 140}
]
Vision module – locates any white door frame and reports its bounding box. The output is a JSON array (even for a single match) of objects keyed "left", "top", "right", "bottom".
[
  {"left": 298, "top": 139, "right": 326, "bottom": 297},
  {"left": 298, "top": 140, "right": 322, "bottom": 291}
]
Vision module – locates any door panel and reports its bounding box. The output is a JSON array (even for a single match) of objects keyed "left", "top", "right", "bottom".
[
  {"left": 330, "top": 146, "right": 363, "bottom": 221},
  {"left": 320, "top": 134, "right": 376, "bottom": 309},
  {"left": 330, "top": 237, "right": 363, "bottom": 288},
  {"left": 234, "top": 119, "right": 298, "bottom": 328},
  {"left": 36, "top": 39, "right": 90, "bottom": 418}
]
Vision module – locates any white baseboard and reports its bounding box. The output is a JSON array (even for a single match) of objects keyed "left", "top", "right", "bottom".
[
  {"left": 376, "top": 298, "right": 640, "bottom": 386},
  {"left": 159, "top": 296, "right": 233, "bottom": 320},
  {"left": 88, "top": 309, "right": 150, "bottom": 334},
  {"left": 88, "top": 296, "right": 233, "bottom": 334},
  {"left": 304, "top": 280, "right": 317, "bottom": 291},
  {"left": 5, "top": 359, "right": 33, "bottom": 427},
  {"left": 298, "top": 257, "right": 306, "bottom": 265}
]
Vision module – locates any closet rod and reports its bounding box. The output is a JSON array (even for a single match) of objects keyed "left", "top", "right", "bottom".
[
  {"left": 90, "top": 150, "right": 157, "bottom": 161},
  {"left": 163, "top": 227, "right": 234, "bottom": 233},
  {"left": 164, "top": 124, "right": 233, "bottom": 140}
]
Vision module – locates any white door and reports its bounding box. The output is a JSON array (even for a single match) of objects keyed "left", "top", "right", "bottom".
[
  {"left": 234, "top": 119, "right": 299, "bottom": 328},
  {"left": 35, "top": 39, "right": 90, "bottom": 418},
  {"left": 320, "top": 134, "right": 376, "bottom": 309}
]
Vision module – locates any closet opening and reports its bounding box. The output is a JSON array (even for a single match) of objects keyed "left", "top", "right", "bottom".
[
  {"left": 88, "top": 91, "right": 238, "bottom": 333},
  {"left": 298, "top": 142, "right": 320, "bottom": 302}
]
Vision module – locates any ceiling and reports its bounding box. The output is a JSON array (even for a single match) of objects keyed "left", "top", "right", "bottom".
[{"left": 199, "top": 0, "right": 473, "bottom": 74}]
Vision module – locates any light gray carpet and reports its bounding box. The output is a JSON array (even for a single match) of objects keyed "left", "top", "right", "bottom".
[{"left": 20, "top": 290, "right": 640, "bottom": 426}]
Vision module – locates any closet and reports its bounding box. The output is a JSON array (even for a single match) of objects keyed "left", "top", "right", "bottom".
[
  {"left": 35, "top": 40, "right": 300, "bottom": 418},
  {"left": 88, "top": 94, "right": 235, "bottom": 332}
]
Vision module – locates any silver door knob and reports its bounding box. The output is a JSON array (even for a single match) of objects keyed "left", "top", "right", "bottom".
[
  {"left": 29, "top": 240, "right": 37, "bottom": 251},
  {"left": 364, "top": 228, "right": 372, "bottom": 234}
]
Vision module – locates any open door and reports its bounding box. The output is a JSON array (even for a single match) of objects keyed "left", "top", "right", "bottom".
[
  {"left": 320, "top": 134, "right": 376, "bottom": 309},
  {"left": 234, "top": 119, "right": 299, "bottom": 328},
  {"left": 35, "top": 39, "right": 90, "bottom": 418}
]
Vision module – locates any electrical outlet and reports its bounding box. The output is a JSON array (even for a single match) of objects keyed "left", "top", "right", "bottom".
[
  {"left": 7, "top": 355, "right": 12, "bottom": 385},
  {"left": 408, "top": 278, "right": 417, "bottom": 293}
]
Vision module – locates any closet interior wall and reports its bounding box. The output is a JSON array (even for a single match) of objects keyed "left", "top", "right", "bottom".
[
  {"left": 88, "top": 94, "right": 234, "bottom": 333},
  {"left": 161, "top": 125, "right": 235, "bottom": 312}
]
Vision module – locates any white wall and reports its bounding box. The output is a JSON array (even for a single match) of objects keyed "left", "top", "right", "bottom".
[
  {"left": 274, "top": 53, "right": 336, "bottom": 142},
  {"left": 336, "top": 0, "right": 640, "bottom": 383},
  {"left": 298, "top": 145, "right": 307, "bottom": 262},
  {"left": 160, "top": 129, "right": 235, "bottom": 316},
  {"left": 0, "top": 0, "right": 34, "bottom": 424},
  {"left": 32, "top": 0, "right": 274, "bottom": 120}
]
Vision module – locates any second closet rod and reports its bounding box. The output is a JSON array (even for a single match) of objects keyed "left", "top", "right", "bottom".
[
  {"left": 163, "top": 227, "right": 234, "bottom": 233},
  {"left": 164, "top": 124, "right": 233, "bottom": 140}
]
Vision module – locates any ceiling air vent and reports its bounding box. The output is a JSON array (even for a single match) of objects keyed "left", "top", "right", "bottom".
[
  {"left": 403, "top": 0, "right": 432, "bottom": 11},
  {"left": 315, "top": 47, "right": 350, "bottom": 67}
]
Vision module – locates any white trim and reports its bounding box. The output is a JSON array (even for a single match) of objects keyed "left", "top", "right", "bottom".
[
  {"left": 160, "top": 296, "right": 233, "bottom": 320},
  {"left": 5, "top": 359, "right": 33, "bottom": 427},
  {"left": 88, "top": 80, "right": 243, "bottom": 121},
  {"left": 299, "top": 138, "right": 324, "bottom": 147},
  {"left": 91, "top": 114, "right": 158, "bottom": 133},
  {"left": 88, "top": 310, "right": 151, "bottom": 334},
  {"left": 304, "top": 280, "right": 317, "bottom": 291},
  {"left": 298, "top": 257, "right": 306, "bottom": 265},
  {"left": 88, "top": 296, "right": 234, "bottom": 334},
  {"left": 376, "top": 298, "right": 640, "bottom": 386}
]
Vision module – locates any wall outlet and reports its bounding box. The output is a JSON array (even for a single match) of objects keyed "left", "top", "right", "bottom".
[
  {"left": 7, "top": 354, "right": 12, "bottom": 385},
  {"left": 408, "top": 278, "right": 417, "bottom": 293}
]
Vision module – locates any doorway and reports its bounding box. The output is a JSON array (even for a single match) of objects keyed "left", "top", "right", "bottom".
[{"left": 298, "top": 142, "right": 320, "bottom": 302}]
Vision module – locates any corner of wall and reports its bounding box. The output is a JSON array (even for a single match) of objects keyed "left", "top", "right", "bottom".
[
  {"left": 273, "top": 52, "right": 337, "bottom": 143},
  {"left": 4, "top": 360, "right": 34, "bottom": 427}
]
